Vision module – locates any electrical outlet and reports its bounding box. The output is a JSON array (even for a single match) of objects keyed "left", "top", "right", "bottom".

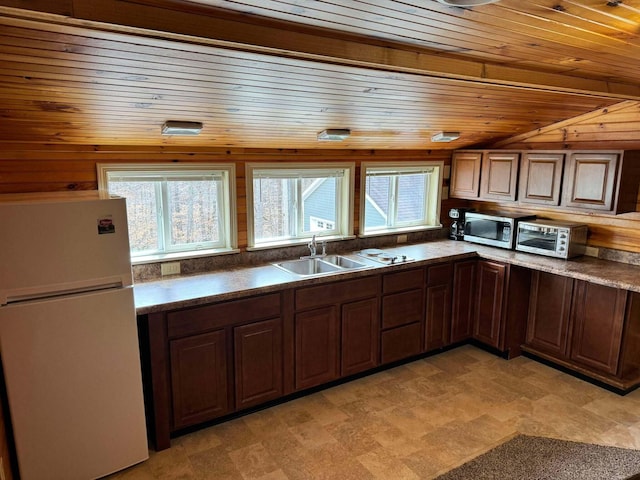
[
  {"left": 161, "top": 261, "right": 181, "bottom": 276},
  {"left": 397, "top": 234, "right": 408, "bottom": 244}
]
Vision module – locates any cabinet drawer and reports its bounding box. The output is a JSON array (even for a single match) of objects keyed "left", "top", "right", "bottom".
[
  {"left": 381, "top": 323, "right": 422, "bottom": 364},
  {"left": 383, "top": 268, "right": 424, "bottom": 294},
  {"left": 167, "top": 293, "right": 281, "bottom": 338},
  {"left": 382, "top": 289, "right": 424, "bottom": 329},
  {"left": 296, "top": 275, "right": 378, "bottom": 310},
  {"left": 426, "top": 263, "right": 452, "bottom": 286}
]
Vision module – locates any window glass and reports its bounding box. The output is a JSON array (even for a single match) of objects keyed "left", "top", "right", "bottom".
[
  {"left": 167, "top": 180, "right": 220, "bottom": 246},
  {"left": 361, "top": 162, "right": 442, "bottom": 236}
]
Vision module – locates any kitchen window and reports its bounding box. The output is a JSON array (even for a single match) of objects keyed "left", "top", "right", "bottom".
[
  {"left": 246, "top": 163, "right": 355, "bottom": 249},
  {"left": 360, "top": 161, "right": 443, "bottom": 236},
  {"left": 97, "top": 163, "right": 237, "bottom": 262}
]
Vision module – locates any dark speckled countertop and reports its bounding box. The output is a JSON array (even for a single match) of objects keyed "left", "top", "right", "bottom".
[{"left": 134, "top": 239, "right": 640, "bottom": 314}]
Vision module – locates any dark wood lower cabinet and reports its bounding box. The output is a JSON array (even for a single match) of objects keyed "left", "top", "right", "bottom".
[
  {"left": 451, "top": 260, "right": 476, "bottom": 343},
  {"left": 425, "top": 263, "right": 452, "bottom": 351},
  {"left": 234, "top": 318, "right": 283, "bottom": 410},
  {"left": 341, "top": 298, "right": 379, "bottom": 377},
  {"left": 294, "top": 306, "right": 340, "bottom": 390},
  {"left": 526, "top": 271, "right": 573, "bottom": 357},
  {"left": 170, "top": 329, "right": 230, "bottom": 430},
  {"left": 469, "top": 260, "right": 531, "bottom": 357},
  {"left": 380, "top": 267, "right": 425, "bottom": 364},
  {"left": 524, "top": 276, "right": 640, "bottom": 391},
  {"left": 473, "top": 260, "right": 506, "bottom": 349},
  {"left": 570, "top": 281, "right": 627, "bottom": 375},
  {"left": 293, "top": 275, "right": 379, "bottom": 390}
]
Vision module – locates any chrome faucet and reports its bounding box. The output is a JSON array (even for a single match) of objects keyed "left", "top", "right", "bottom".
[
  {"left": 307, "top": 235, "right": 317, "bottom": 256},
  {"left": 305, "top": 235, "right": 327, "bottom": 258}
]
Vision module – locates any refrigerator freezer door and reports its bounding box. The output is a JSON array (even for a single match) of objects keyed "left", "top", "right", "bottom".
[
  {"left": 0, "top": 287, "right": 148, "bottom": 480},
  {"left": 0, "top": 193, "right": 133, "bottom": 304}
]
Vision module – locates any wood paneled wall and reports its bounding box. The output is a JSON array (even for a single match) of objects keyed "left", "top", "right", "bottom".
[
  {"left": 0, "top": 144, "right": 454, "bottom": 249},
  {"left": 492, "top": 100, "right": 640, "bottom": 152}
]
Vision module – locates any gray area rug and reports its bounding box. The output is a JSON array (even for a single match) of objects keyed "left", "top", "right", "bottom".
[{"left": 435, "top": 435, "right": 640, "bottom": 480}]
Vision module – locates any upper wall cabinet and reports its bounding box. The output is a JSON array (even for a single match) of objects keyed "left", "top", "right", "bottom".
[
  {"left": 451, "top": 149, "right": 640, "bottom": 214},
  {"left": 480, "top": 151, "right": 520, "bottom": 201},
  {"left": 518, "top": 152, "right": 565, "bottom": 206},
  {"left": 451, "top": 150, "right": 519, "bottom": 201},
  {"left": 562, "top": 152, "right": 618, "bottom": 211},
  {"left": 561, "top": 151, "right": 640, "bottom": 213},
  {"left": 450, "top": 151, "right": 482, "bottom": 199}
]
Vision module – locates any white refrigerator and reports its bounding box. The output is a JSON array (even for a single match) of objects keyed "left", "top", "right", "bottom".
[{"left": 0, "top": 191, "right": 148, "bottom": 480}]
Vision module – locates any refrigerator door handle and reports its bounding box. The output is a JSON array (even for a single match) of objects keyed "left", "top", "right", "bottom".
[{"left": 1, "top": 274, "right": 131, "bottom": 305}]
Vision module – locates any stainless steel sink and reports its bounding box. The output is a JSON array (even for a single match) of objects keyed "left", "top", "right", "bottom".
[
  {"left": 273, "top": 255, "right": 367, "bottom": 276},
  {"left": 322, "top": 255, "right": 368, "bottom": 269}
]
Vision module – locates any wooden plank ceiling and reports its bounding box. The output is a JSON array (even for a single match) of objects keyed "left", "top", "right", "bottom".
[{"left": 1, "top": 0, "right": 639, "bottom": 149}]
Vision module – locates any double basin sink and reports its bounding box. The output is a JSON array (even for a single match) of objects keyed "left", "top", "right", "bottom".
[{"left": 273, "top": 255, "right": 369, "bottom": 277}]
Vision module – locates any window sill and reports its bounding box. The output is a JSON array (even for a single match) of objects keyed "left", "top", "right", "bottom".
[
  {"left": 246, "top": 235, "right": 357, "bottom": 252},
  {"left": 131, "top": 248, "right": 240, "bottom": 265},
  {"left": 358, "top": 224, "right": 443, "bottom": 239}
]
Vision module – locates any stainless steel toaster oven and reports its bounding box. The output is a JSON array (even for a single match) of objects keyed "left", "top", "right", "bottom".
[{"left": 515, "top": 219, "right": 588, "bottom": 259}]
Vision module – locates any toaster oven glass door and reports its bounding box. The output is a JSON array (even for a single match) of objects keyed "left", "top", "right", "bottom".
[{"left": 517, "top": 225, "right": 559, "bottom": 252}]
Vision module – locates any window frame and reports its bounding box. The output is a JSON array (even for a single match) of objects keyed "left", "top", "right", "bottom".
[
  {"left": 359, "top": 161, "right": 444, "bottom": 237},
  {"left": 246, "top": 162, "right": 355, "bottom": 250},
  {"left": 97, "top": 163, "right": 238, "bottom": 263}
]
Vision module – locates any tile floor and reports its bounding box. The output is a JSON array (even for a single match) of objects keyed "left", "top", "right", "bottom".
[{"left": 108, "top": 345, "right": 640, "bottom": 479}]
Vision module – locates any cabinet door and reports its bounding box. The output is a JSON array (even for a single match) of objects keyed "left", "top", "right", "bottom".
[
  {"left": 170, "top": 329, "right": 230, "bottom": 429},
  {"left": 234, "top": 318, "right": 283, "bottom": 410},
  {"left": 450, "top": 151, "right": 482, "bottom": 199},
  {"left": 562, "top": 152, "right": 619, "bottom": 211},
  {"left": 341, "top": 298, "right": 379, "bottom": 377},
  {"left": 295, "top": 306, "right": 339, "bottom": 390},
  {"left": 570, "top": 281, "right": 627, "bottom": 375},
  {"left": 451, "top": 260, "right": 477, "bottom": 343},
  {"left": 474, "top": 260, "right": 506, "bottom": 349},
  {"left": 525, "top": 271, "right": 573, "bottom": 358},
  {"left": 518, "top": 152, "right": 565, "bottom": 206},
  {"left": 425, "top": 263, "right": 453, "bottom": 351},
  {"left": 480, "top": 152, "right": 520, "bottom": 201}
]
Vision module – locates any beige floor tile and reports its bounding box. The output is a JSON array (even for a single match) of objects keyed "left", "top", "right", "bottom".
[
  {"left": 188, "top": 445, "right": 243, "bottom": 480},
  {"left": 582, "top": 394, "right": 640, "bottom": 425},
  {"left": 108, "top": 463, "right": 156, "bottom": 480},
  {"left": 288, "top": 419, "right": 339, "bottom": 448},
  {"left": 146, "top": 445, "right": 197, "bottom": 479},
  {"left": 357, "top": 448, "right": 421, "bottom": 480},
  {"left": 175, "top": 427, "right": 222, "bottom": 456},
  {"left": 228, "top": 443, "right": 281, "bottom": 479}
]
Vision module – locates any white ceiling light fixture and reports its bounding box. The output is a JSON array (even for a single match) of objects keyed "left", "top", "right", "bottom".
[
  {"left": 317, "top": 129, "right": 351, "bottom": 141},
  {"left": 436, "top": 0, "right": 500, "bottom": 6},
  {"left": 431, "top": 131, "right": 461, "bottom": 142},
  {"left": 161, "top": 121, "right": 203, "bottom": 135}
]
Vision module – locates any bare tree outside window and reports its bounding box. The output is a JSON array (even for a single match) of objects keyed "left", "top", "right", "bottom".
[{"left": 108, "top": 180, "right": 159, "bottom": 253}]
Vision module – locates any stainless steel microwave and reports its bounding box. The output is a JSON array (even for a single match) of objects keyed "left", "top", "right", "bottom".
[
  {"left": 463, "top": 211, "right": 536, "bottom": 249},
  {"left": 516, "top": 219, "right": 588, "bottom": 259}
]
